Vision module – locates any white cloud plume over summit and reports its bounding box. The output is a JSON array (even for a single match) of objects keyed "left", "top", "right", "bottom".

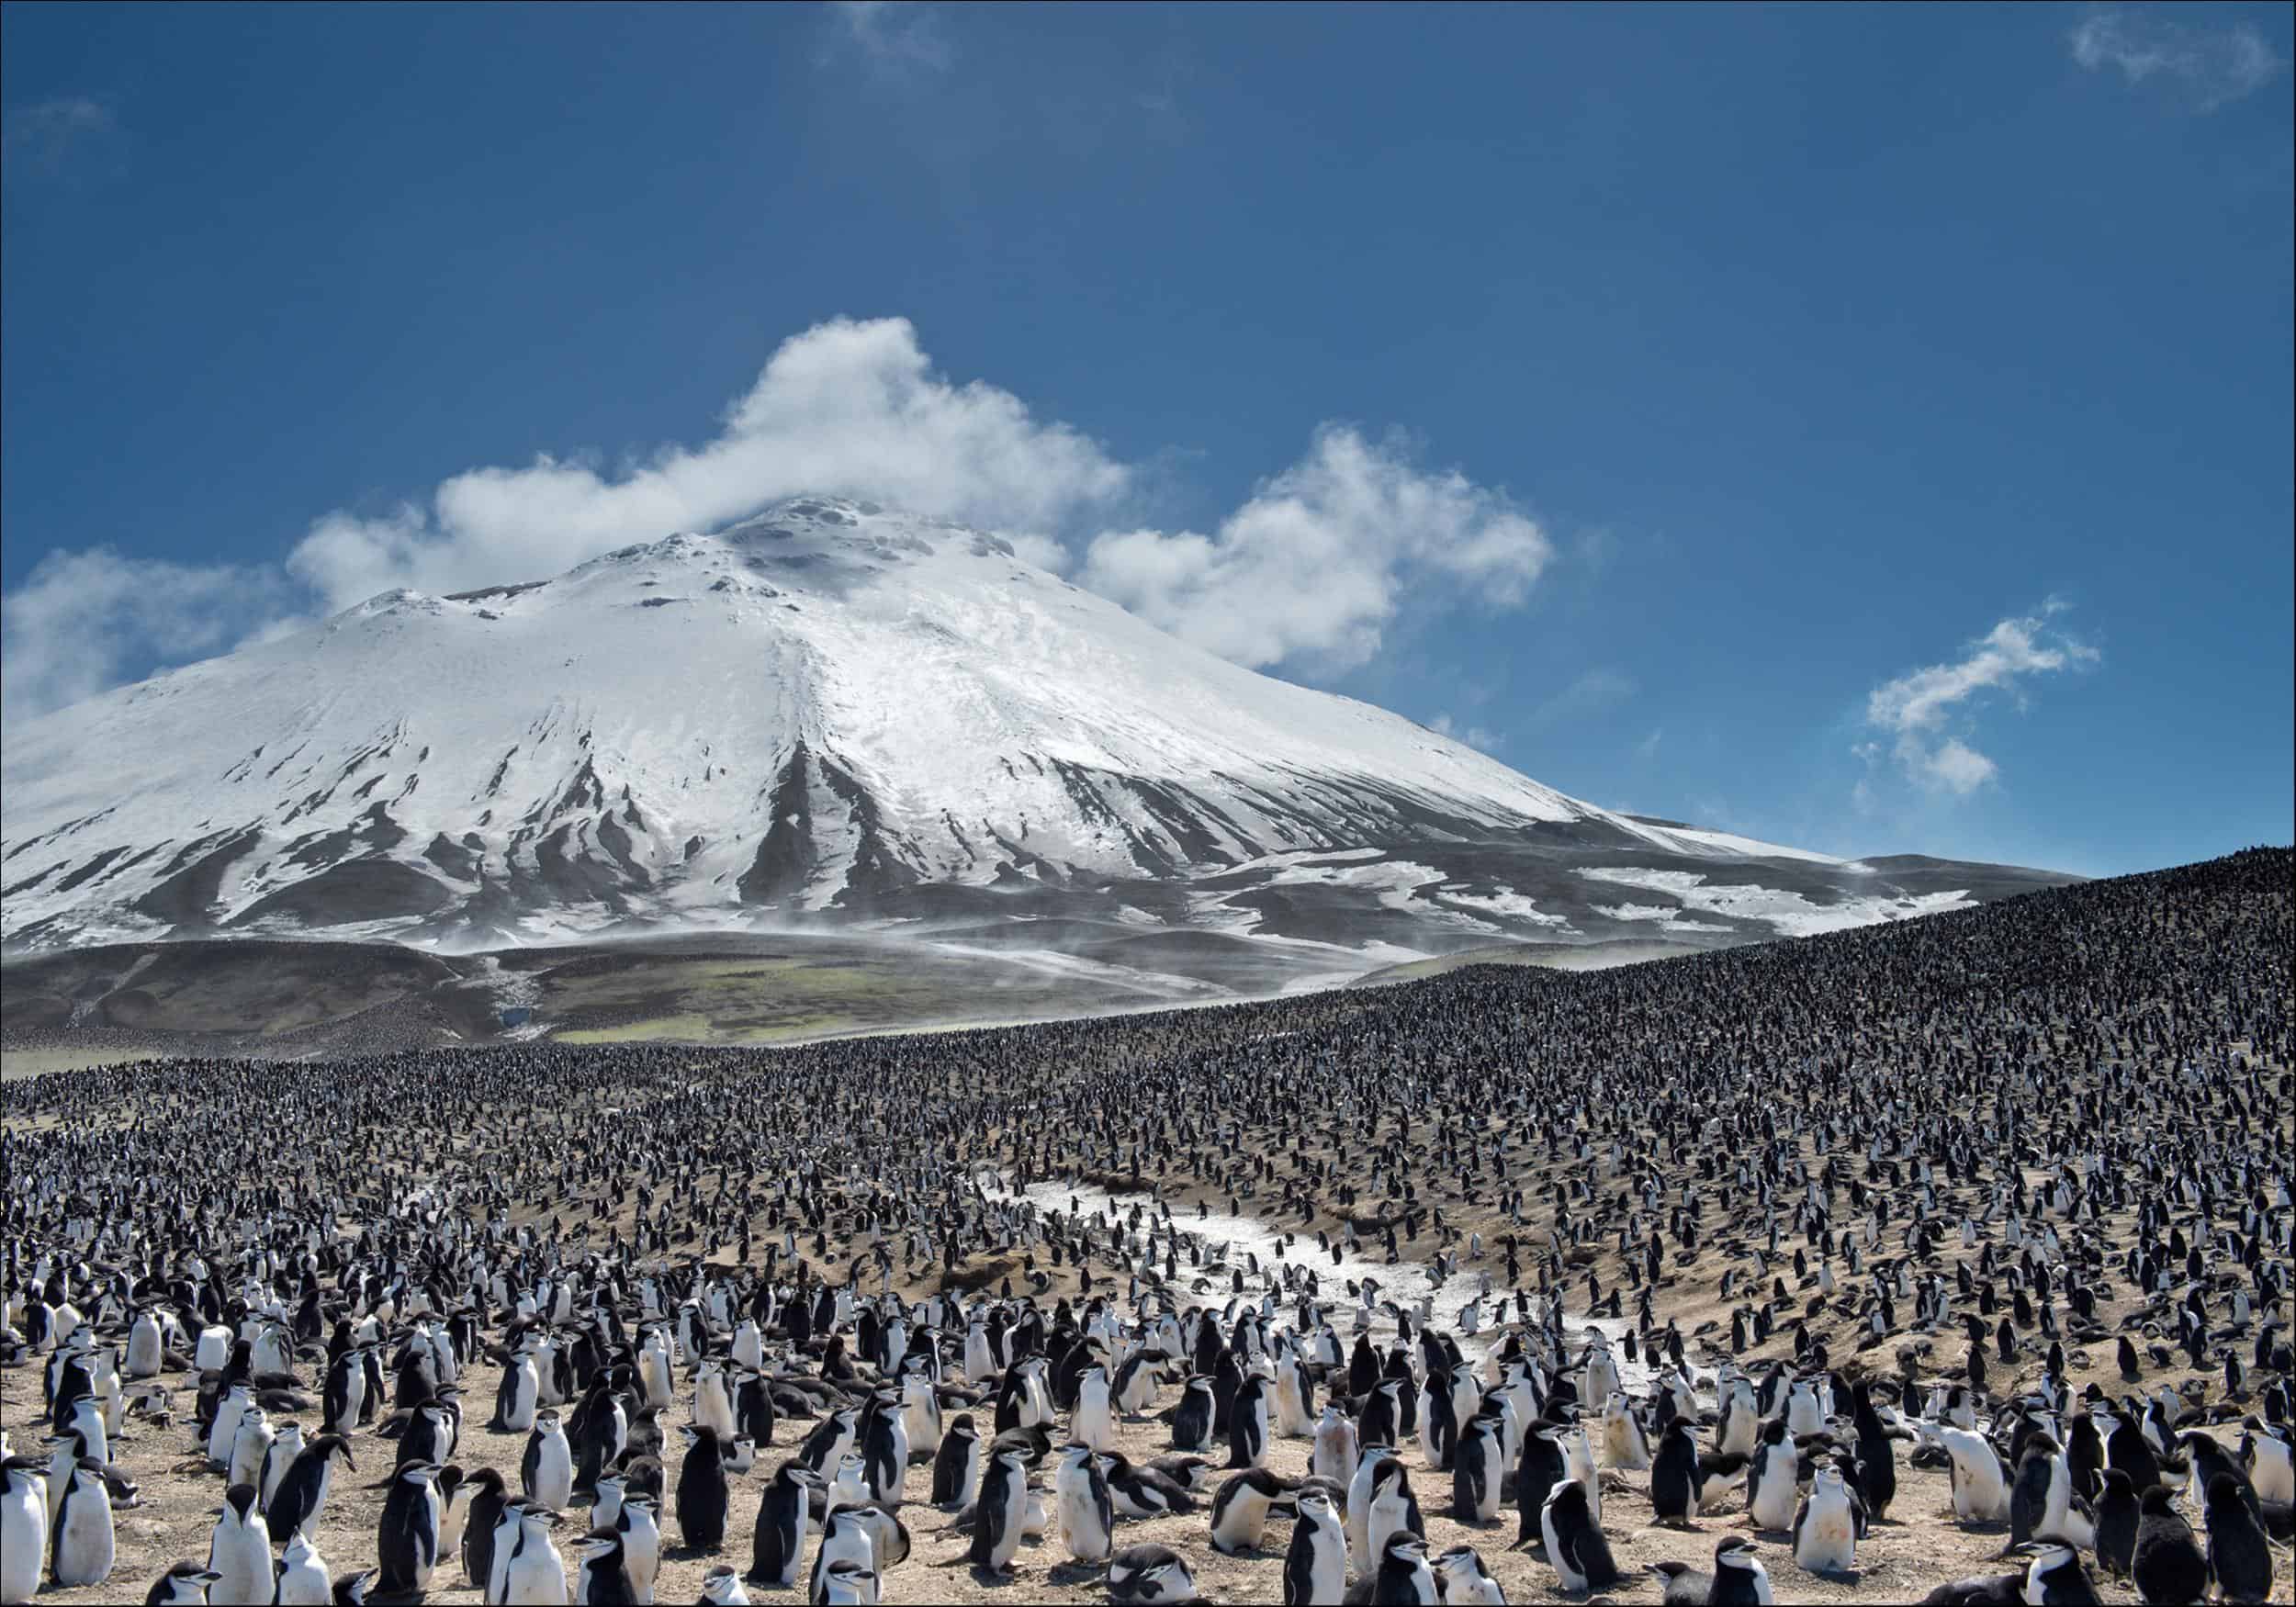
[
  {"left": 3, "top": 318, "right": 1559, "bottom": 717},
  {"left": 284, "top": 317, "right": 1129, "bottom": 610}
]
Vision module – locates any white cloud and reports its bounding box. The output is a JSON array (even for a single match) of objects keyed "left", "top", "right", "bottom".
[
  {"left": 2, "top": 96, "right": 119, "bottom": 180},
  {"left": 6, "top": 319, "right": 1560, "bottom": 715},
  {"left": 1636, "top": 726, "right": 1662, "bottom": 760},
  {"left": 0, "top": 547, "right": 294, "bottom": 722},
  {"left": 286, "top": 316, "right": 1129, "bottom": 610},
  {"left": 1428, "top": 714, "right": 1501, "bottom": 751},
  {"left": 1080, "top": 425, "right": 1551, "bottom": 674},
  {"left": 1527, "top": 666, "right": 1637, "bottom": 730},
  {"left": 2070, "top": 11, "right": 2285, "bottom": 110},
  {"left": 1863, "top": 605, "right": 2098, "bottom": 796},
  {"left": 831, "top": 1, "right": 952, "bottom": 73}
]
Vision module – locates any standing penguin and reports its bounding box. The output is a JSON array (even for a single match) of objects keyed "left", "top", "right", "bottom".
[
  {"left": 748, "top": 1462, "right": 818, "bottom": 1589},
  {"left": 1312, "top": 1402, "right": 1360, "bottom": 1489},
  {"left": 572, "top": 1527, "right": 635, "bottom": 1606},
  {"left": 1847, "top": 1379, "right": 1897, "bottom": 1521},
  {"left": 2093, "top": 1468, "right": 2143, "bottom": 1579},
  {"left": 1052, "top": 1444, "right": 1115, "bottom": 1564},
  {"left": 2131, "top": 1484, "right": 2209, "bottom": 1606},
  {"left": 1452, "top": 1411, "right": 1504, "bottom": 1523},
  {"left": 1073, "top": 1365, "right": 1115, "bottom": 1454},
  {"left": 2, "top": 1455, "right": 51, "bottom": 1606},
  {"left": 676, "top": 1424, "right": 730, "bottom": 1552},
  {"left": 1356, "top": 1378, "right": 1403, "bottom": 1453},
  {"left": 376, "top": 1460, "right": 444, "bottom": 1600},
  {"left": 859, "top": 1398, "right": 908, "bottom": 1508},
  {"left": 496, "top": 1501, "right": 569, "bottom": 1606},
  {"left": 204, "top": 1482, "right": 271, "bottom": 1607},
  {"left": 807, "top": 1507, "right": 877, "bottom": 1604},
  {"left": 1539, "top": 1479, "right": 1621, "bottom": 1593},
  {"left": 1282, "top": 1484, "right": 1346, "bottom": 1606},
  {"left": 523, "top": 1412, "right": 575, "bottom": 1511},
  {"left": 1169, "top": 1378, "right": 1216, "bottom": 1453},
  {"left": 1790, "top": 1464, "right": 1859, "bottom": 1574},
  {"left": 1649, "top": 1420, "right": 1700, "bottom": 1527},
  {"left": 1359, "top": 1533, "right": 1439, "bottom": 1604},
  {"left": 272, "top": 1529, "right": 334, "bottom": 1606},
  {"left": 1227, "top": 1374, "right": 1271, "bottom": 1470},
  {"left": 968, "top": 1446, "right": 1030, "bottom": 1577},
  {"left": 1748, "top": 1420, "right": 1802, "bottom": 1531},
  {"left": 258, "top": 1421, "right": 307, "bottom": 1514},
  {"left": 266, "top": 1434, "right": 355, "bottom": 1546},
  {"left": 321, "top": 1348, "right": 366, "bottom": 1440},
  {"left": 48, "top": 1456, "right": 116, "bottom": 1589},
  {"left": 1514, "top": 1424, "right": 1567, "bottom": 1550},
  {"left": 2203, "top": 1472, "right": 2273, "bottom": 1606},
  {"left": 930, "top": 1416, "right": 982, "bottom": 1511},
  {"left": 461, "top": 1467, "right": 511, "bottom": 1590}
]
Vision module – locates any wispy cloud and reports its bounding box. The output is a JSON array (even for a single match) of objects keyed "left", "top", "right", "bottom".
[
  {"left": 5, "top": 318, "right": 1564, "bottom": 717},
  {"left": 2069, "top": 10, "right": 2286, "bottom": 111},
  {"left": 830, "top": 1, "right": 953, "bottom": 75},
  {"left": 1635, "top": 726, "right": 1663, "bottom": 760},
  {"left": 1861, "top": 603, "right": 2099, "bottom": 797},
  {"left": 1525, "top": 667, "right": 1638, "bottom": 730},
  {"left": 1428, "top": 714, "right": 1502, "bottom": 752},
  {"left": 1081, "top": 426, "right": 1552, "bottom": 677},
  {"left": 0, "top": 548, "right": 295, "bottom": 724},
  {"left": 283, "top": 316, "right": 1128, "bottom": 611},
  {"left": 2, "top": 96, "right": 120, "bottom": 180}
]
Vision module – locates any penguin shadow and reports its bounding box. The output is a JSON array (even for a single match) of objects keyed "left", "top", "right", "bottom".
[
  {"left": 1045, "top": 1558, "right": 1110, "bottom": 1586},
  {"left": 967, "top": 1562, "right": 1033, "bottom": 1587}
]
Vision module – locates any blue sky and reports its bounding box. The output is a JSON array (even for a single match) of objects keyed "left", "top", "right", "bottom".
[{"left": 4, "top": 2, "right": 2289, "bottom": 877}]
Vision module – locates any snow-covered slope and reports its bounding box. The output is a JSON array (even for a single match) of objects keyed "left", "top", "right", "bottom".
[{"left": 1, "top": 498, "right": 2058, "bottom": 965}]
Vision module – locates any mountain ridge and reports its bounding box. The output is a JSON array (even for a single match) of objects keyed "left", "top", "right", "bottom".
[{"left": 1, "top": 496, "right": 2068, "bottom": 972}]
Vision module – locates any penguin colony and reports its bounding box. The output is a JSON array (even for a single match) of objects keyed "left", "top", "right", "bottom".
[{"left": 0, "top": 847, "right": 2290, "bottom": 1604}]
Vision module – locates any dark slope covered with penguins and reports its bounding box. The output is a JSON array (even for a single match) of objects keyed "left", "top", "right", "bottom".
[{"left": 1, "top": 847, "right": 2289, "bottom": 1604}]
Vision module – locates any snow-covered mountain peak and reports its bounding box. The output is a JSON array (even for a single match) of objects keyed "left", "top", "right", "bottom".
[{"left": 1, "top": 498, "right": 2052, "bottom": 969}]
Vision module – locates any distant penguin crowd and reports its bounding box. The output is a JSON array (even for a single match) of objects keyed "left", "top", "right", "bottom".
[{"left": 0, "top": 846, "right": 2290, "bottom": 1604}]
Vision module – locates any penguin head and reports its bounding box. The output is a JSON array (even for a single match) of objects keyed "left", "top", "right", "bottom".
[{"left": 154, "top": 1563, "right": 224, "bottom": 1604}]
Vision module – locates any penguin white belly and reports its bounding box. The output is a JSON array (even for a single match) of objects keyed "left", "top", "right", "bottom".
[
  {"left": 209, "top": 1520, "right": 274, "bottom": 1604},
  {"left": 505, "top": 1360, "right": 540, "bottom": 1432},
  {"left": 1539, "top": 1502, "right": 1584, "bottom": 1591},
  {"left": 1054, "top": 1480, "right": 1109, "bottom": 1561},
  {"left": 51, "top": 1482, "right": 116, "bottom": 1587},
  {"left": 274, "top": 1550, "right": 332, "bottom": 1606},
  {"left": 615, "top": 1501, "right": 659, "bottom": 1600},
  {"left": 1795, "top": 1506, "right": 1856, "bottom": 1571},
  {"left": 1750, "top": 1462, "right": 1800, "bottom": 1530},
  {"left": 0, "top": 1479, "right": 46, "bottom": 1604},
  {"left": 1367, "top": 1492, "right": 1410, "bottom": 1570},
  {"left": 504, "top": 1536, "right": 569, "bottom": 1605},
  {"left": 531, "top": 1436, "right": 574, "bottom": 1510}
]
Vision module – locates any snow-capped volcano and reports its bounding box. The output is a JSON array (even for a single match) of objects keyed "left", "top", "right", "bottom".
[{"left": 1, "top": 498, "right": 2059, "bottom": 967}]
